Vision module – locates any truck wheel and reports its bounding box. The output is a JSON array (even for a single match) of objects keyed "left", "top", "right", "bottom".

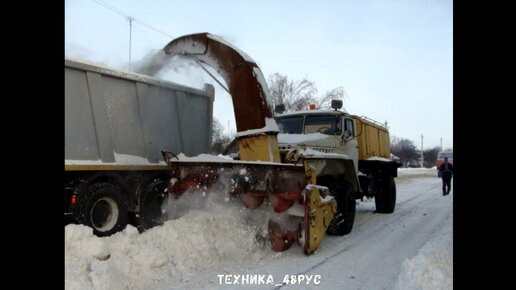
[
  {"left": 327, "top": 182, "right": 356, "bottom": 236},
  {"left": 138, "top": 179, "right": 169, "bottom": 232},
  {"left": 375, "top": 176, "right": 396, "bottom": 213},
  {"left": 74, "top": 182, "right": 129, "bottom": 236}
]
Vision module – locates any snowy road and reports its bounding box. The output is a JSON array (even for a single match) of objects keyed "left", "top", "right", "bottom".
[{"left": 65, "top": 168, "right": 453, "bottom": 290}]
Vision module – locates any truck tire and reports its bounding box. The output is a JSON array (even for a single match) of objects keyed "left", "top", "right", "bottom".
[
  {"left": 74, "top": 182, "right": 129, "bottom": 236},
  {"left": 327, "top": 181, "right": 356, "bottom": 236},
  {"left": 375, "top": 176, "right": 396, "bottom": 213},
  {"left": 138, "top": 179, "right": 169, "bottom": 232}
]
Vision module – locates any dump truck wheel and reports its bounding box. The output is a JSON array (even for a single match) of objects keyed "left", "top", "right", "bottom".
[
  {"left": 138, "top": 179, "right": 169, "bottom": 232},
  {"left": 74, "top": 182, "right": 129, "bottom": 236},
  {"left": 375, "top": 176, "right": 396, "bottom": 213},
  {"left": 327, "top": 181, "right": 356, "bottom": 236}
]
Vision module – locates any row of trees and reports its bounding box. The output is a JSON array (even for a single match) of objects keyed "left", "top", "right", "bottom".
[
  {"left": 391, "top": 136, "right": 445, "bottom": 168},
  {"left": 267, "top": 73, "right": 346, "bottom": 110}
]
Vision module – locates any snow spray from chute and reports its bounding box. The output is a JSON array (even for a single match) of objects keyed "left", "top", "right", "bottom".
[{"left": 131, "top": 49, "right": 201, "bottom": 78}]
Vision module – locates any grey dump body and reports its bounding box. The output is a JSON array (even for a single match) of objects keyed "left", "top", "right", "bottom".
[{"left": 65, "top": 59, "right": 214, "bottom": 165}]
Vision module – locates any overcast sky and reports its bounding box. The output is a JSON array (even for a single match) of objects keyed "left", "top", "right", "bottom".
[{"left": 65, "top": 0, "right": 453, "bottom": 150}]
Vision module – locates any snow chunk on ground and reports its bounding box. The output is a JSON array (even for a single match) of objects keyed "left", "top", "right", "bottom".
[{"left": 393, "top": 214, "right": 453, "bottom": 290}]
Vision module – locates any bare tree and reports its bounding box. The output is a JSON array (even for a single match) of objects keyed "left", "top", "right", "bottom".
[
  {"left": 423, "top": 146, "right": 441, "bottom": 168},
  {"left": 267, "top": 73, "right": 317, "bottom": 110},
  {"left": 212, "top": 118, "right": 231, "bottom": 154},
  {"left": 268, "top": 73, "right": 346, "bottom": 111},
  {"left": 391, "top": 136, "right": 420, "bottom": 167},
  {"left": 317, "top": 86, "right": 346, "bottom": 109}
]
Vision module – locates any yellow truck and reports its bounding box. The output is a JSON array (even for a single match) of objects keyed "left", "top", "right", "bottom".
[{"left": 275, "top": 103, "right": 400, "bottom": 221}]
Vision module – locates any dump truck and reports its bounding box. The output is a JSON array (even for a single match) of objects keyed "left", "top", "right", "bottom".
[
  {"left": 135, "top": 33, "right": 400, "bottom": 255},
  {"left": 64, "top": 58, "right": 214, "bottom": 236}
]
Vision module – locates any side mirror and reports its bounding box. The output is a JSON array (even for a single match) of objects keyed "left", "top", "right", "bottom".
[{"left": 275, "top": 104, "right": 286, "bottom": 114}]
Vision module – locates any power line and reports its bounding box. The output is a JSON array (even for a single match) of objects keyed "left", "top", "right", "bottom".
[
  {"left": 130, "top": 18, "right": 173, "bottom": 39},
  {"left": 92, "top": 0, "right": 129, "bottom": 18},
  {"left": 90, "top": 0, "right": 173, "bottom": 39}
]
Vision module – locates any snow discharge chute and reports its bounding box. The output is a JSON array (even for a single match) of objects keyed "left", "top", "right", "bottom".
[{"left": 164, "top": 32, "right": 280, "bottom": 162}]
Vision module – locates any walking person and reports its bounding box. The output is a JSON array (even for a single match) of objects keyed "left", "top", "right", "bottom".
[{"left": 438, "top": 157, "right": 453, "bottom": 195}]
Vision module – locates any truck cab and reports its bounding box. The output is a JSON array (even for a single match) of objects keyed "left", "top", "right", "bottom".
[
  {"left": 275, "top": 102, "right": 359, "bottom": 171},
  {"left": 274, "top": 100, "right": 400, "bottom": 214}
]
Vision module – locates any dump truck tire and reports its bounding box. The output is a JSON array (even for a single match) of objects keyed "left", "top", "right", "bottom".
[
  {"left": 375, "top": 176, "right": 396, "bottom": 213},
  {"left": 327, "top": 181, "right": 356, "bottom": 235},
  {"left": 138, "top": 179, "right": 169, "bottom": 232},
  {"left": 74, "top": 182, "right": 129, "bottom": 236}
]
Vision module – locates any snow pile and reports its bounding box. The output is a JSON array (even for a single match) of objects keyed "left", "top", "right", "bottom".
[
  {"left": 65, "top": 199, "right": 267, "bottom": 290},
  {"left": 65, "top": 225, "right": 112, "bottom": 289},
  {"left": 393, "top": 217, "right": 453, "bottom": 290}
]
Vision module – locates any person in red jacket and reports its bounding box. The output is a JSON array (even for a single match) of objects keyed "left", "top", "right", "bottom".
[{"left": 438, "top": 157, "right": 453, "bottom": 195}]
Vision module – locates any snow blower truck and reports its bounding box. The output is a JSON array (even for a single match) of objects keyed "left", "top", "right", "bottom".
[{"left": 143, "top": 33, "right": 400, "bottom": 255}]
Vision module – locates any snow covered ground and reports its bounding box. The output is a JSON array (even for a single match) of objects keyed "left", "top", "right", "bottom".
[{"left": 65, "top": 168, "right": 452, "bottom": 289}]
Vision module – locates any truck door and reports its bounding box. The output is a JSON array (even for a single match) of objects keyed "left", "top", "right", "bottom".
[{"left": 343, "top": 118, "right": 359, "bottom": 171}]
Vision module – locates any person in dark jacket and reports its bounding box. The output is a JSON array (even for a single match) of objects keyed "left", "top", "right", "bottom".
[{"left": 438, "top": 157, "right": 453, "bottom": 195}]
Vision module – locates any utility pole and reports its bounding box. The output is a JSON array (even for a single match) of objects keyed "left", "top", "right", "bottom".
[
  {"left": 440, "top": 137, "right": 443, "bottom": 151},
  {"left": 421, "top": 134, "right": 424, "bottom": 168},
  {"left": 128, "top": 17, "right": 134, "bottom": 68}
]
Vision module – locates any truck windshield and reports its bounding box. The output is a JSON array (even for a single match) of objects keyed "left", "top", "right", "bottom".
[
  {"left": 304, "top": 115, "right": 341, "bottom": 135},
  {"left": 277, "top": 116, "right": 303, "bottom": 134},
  {"left": 276, "top": 115, "right": 341, "bottom": 135}
]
